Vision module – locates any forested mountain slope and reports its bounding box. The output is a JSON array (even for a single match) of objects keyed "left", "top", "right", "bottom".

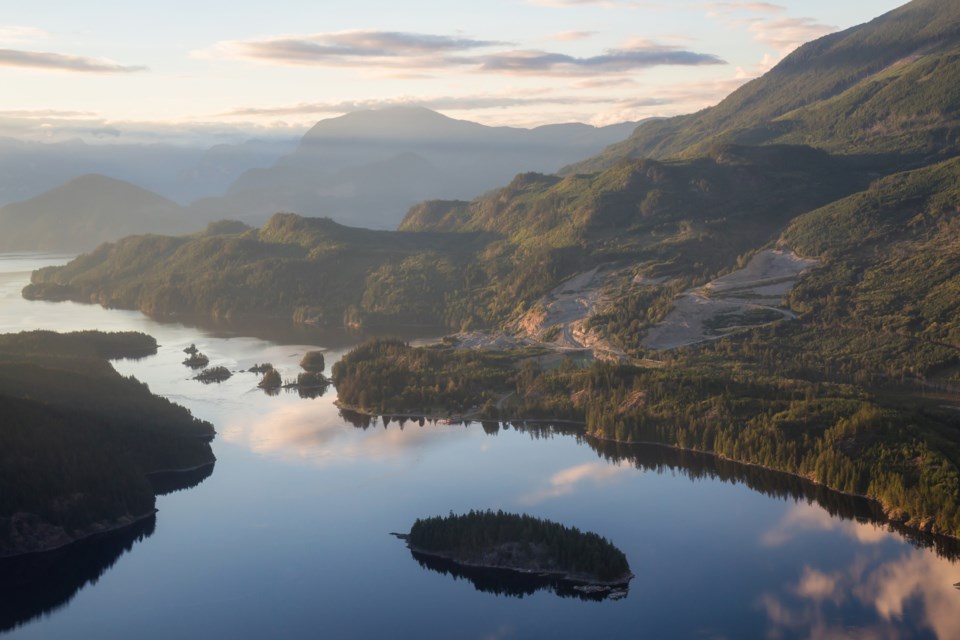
[{"left": 569, "top": 0, "right": 960, "bottom": 172}]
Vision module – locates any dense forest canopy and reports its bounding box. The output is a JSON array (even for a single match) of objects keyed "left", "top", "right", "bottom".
[
  {"left": 407, "top": 510, "right": 631, "bottom": 583},
  {"left": 0, "top": 331, "right": 215, "bottom": 557}
]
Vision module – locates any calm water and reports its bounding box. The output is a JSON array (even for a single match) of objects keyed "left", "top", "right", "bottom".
[{"left": 1, "top": 253, "right": 958, "bottom": 639}]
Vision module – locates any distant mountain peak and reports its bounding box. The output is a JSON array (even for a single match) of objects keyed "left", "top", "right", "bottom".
[{"left": 302, "top": 106, "right": 488, "bottom": 143}]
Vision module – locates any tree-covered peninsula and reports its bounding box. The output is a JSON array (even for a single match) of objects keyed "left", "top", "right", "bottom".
[
  {"left": 0, "top": 330, "right": 215, "bottom": 557},
  {"left": 400, "top": 510, "right": 632, "bottom": 585}
]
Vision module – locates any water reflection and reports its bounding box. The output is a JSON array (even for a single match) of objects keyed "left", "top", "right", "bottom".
[
  {"left": 0, "top": 516, "right": 156, "bottom": 635},
  {"left": 148, "top": 461, "right": 216, "bottom": 496},
  {"left": 242, "top": 407, "right": 960, "bottom": 565},
  {"left": 586, "top": 436, "right": 960, "bottom": 562},
  {"left": 143, "top": 311, "right": 442, "bottom": 350},
  {"left": 518, "top": 462, "right": 630, "bottom": 505},
  {"left": 0, "top": 463, "right": 214, "bottom": 636},
  {"left": 759, "top": 540, "right": 960, "bottom": 639},
  {"left": 408, "top": 550, "right": 628, "bottom": 602},
  {"left": 220, "top": 403, "right": 465, "bottom": 464}
]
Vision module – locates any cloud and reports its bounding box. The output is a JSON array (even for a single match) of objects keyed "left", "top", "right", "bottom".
[
  {"left": 199, "top": 29, "right": 724, "bottom": 78},
  {"left": 0, "top": 108, "right": 98, "bottom": 119},
  {"left": 700, "top": 2, "right": 785, "bottom": 14},
  {"left": 586, "top": 73, "right": 749, "bottom": 125},
  {"left": 529, "top": 0, "right": 699, "bottom": 7},
  {"left": 477, "top": 45, "right": 724, "bottom": 76},
  {"left": 0, "top": 48, "right": 145, "bottom": 73},
  {"left": 529, "top": 0, "right": 621, "bottom": 6},
  {"left": 198, "top": 30, "right": 508, "bottom": 67},
  {"left": 519, "top": 462, "right": 628, "bottom": 504},
  {"left": 0, "top": 111, "right": 307, "bottom": 146},
  {"left": 748, "top": 16, "right": 836, "bottom": 54},
  {"left": 529, "top": 0, "right": 785, "bottom": 10},
  {"left": 222, "top": 93, "right": 639, "bottom": 118},
  {"left": 549, "top": 31, "right": 598, "bottom": 41},
  {"left": 0, "top": 26, "right": 49, "bottom": 42}
]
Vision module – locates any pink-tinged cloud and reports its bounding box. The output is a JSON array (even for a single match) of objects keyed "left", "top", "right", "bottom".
[
  {"left": 0, "top": 48, "right": 145, "bottom": 73},
  {"left": 198, "top": 30, "right": 724, "bottom": 77},
  {"left": 221, "top": 93, "right": 619, "bottom": 118},
  {"left": 749, "top": 16, "right": 836, "bottom": 54},
  {"left": 0, "top": 26, "right": 49, "bottom": 42},
  {"left": 701, "top": 2, "right": 785, "bottom": 14},
  {"left": 549, "top": 30, "right": 599, "bottom": 41},
  {"left": 477, "top": 46, "right": 724, "bottom": 76}
]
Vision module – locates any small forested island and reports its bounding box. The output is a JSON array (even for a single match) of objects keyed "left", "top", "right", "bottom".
[
  {"left": 258, "top": 366, "right": 282, "bottom": 390},
  {"left": 194, "top": 366, "right": 232, "bottom": 383},
  {"left": 0, "top": 330, "right": 215, "bottom": 557},
  {"left": 299, "top": 350, "right": 325, "bottom": 373},
  {"left": 182, "top": 351, "right": 209, "bottom": 369},
  {"left": 397, "top": 510, "right": 632, "bottom": 587}
]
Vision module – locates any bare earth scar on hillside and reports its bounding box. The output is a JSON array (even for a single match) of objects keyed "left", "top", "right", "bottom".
[{"left": 642, "top": 250, "right": 818, "bottom": 351}]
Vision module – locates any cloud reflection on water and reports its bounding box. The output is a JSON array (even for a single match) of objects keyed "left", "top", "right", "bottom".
[
  {"left": 761, "top": 501, "right": 895, "bottom": 548},
  {"left": 759, "top": 502, "right": 960, "bottom": 639},
  {"left": 518, "top": 461, "right": 629, "bottom": 505},
  {"left": 219, "top": 401, "right": 466, "bottom": 465}
]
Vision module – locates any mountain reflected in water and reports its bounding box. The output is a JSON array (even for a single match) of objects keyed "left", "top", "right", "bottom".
[{"left": 148, "top": 461, "right": 216, "bottom": 496}]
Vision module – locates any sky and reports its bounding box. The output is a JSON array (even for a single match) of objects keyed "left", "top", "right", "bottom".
[{"left": 0, "top": 0, "right": 906, "bottom": 145}]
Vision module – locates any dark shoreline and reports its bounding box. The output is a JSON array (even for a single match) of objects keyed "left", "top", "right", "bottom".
[
  {"left": 0, "top": 460, "right": 215, "bottom": 560},
  {"left": 393, "top": 535, "right": 634, "bottom": 589}
]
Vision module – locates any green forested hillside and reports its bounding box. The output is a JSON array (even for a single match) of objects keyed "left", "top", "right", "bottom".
[
  {"left": 331, "top": 154, "right": 960, "bottom": 539},
  {"left": 783, "top": 156, "right": 960, "bottom": 348},
  {"left": 569, "top": 0, "right": 960, "bottom": 172},
  {"left": 0, "top": 331, "right": 215, "bottom": 557},
  {"left": 25, "top": 213, "right": 491, "bottom": 328}
]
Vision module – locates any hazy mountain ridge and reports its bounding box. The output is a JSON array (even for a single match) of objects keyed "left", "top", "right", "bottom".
[
  {"left": 0, "top": 175, "right": 195, "bottom": 252},
  {"left": 0, "top": 109, "right": 637, "bottom": 251},
  {"left": 191, "top": 107, "right": 640, "bottom": 229},
  {"left": 0, "top": 137, "right": 297, "bottom": 207}
]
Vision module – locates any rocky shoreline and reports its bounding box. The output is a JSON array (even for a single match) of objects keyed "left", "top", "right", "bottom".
[
  {"left": 0, "top": 461, "right": 215, "bottom": 559},
  {"left": 0, "top": 510, "right": 157, "bottom": 559},
  {"left": 392, "top": 533, "right": 634, "bottom": 590}
]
